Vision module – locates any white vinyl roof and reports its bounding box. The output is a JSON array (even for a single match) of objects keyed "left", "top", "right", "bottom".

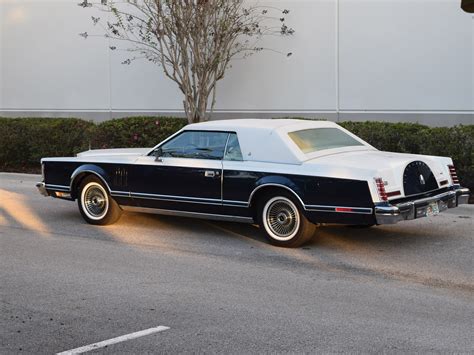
[
  {"left": 183, "top": 119, "right": 371, "bottom": 164},
  {"left": 185, "top": 118, "right": 338, "bottom": 132}
]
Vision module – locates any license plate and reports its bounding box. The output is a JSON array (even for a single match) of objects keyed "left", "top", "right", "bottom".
[{"left": 426, "top": 202, "right": 440, "bottom": 216}]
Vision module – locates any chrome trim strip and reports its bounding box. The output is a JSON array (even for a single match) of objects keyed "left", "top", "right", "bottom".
[
  {"left": 222, "top": 204, "right": 247, "bottom": 208},
  {"left": 305, "top": 205, "right": 373, "bottom": 214},
  {"left": 45, "top": 184, "right": 71, "bottom": 192},
  {"left": 132, "top": 191, "right": 221, "bottom": 203},
  {"left": 132, "top": 195, "right": 222, "bottom": 206},
  {"left": 131, "top": 192, "right": 222, "bottom": 205},
  {"left": 223, "top": 199, "right": 248, "bottom": 206},
  {"left": 121, "top": 206, "right": 254, "bottom": 224},
  {"left": 110, "top": 193, "right": 248, "bottom": 208},
  {"left": 111, "top": 190, "right": 131, "bottom": 197}
]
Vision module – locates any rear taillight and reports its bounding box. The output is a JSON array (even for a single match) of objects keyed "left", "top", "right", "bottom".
[
  {"left": 448, "top": 165, "right": 459, "bottom": 184},
  {"left": 374, "top": 178, "right": 388, "bottom": 202}
]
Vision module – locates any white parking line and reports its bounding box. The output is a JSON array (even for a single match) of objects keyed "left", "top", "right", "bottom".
[{"left": 56, "top": 325, "right": 170, "bottom": 354}]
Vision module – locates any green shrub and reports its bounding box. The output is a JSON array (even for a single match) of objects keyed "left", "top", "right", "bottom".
[
  {"left": 0, "top": 118, "right": 95, "bottom": 172},
  {"left": 0, "top": 117, "right": 472, "bottom": 197},
  {"left": 339, "top": 121, "right": 429, "bottom": 154},
  {"left": 92, "top": 116, "right": 187, "bottom": 149}
]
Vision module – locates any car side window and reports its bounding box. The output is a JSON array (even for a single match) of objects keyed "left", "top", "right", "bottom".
[
  {"left": 159, "top": 131, "right": 228, "bottom": 160},
  {"left": 224, "top": 133, "right": 243, "bottom": 161}
]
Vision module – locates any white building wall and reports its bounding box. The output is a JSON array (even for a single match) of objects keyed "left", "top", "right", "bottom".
[{"left": 0, "top": 0, "right": 473, "bottom": 126}]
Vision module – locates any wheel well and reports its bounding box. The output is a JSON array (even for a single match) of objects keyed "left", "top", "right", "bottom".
[
  {"left": 71, "top": 172, "right": 90, "bottom": 199},
  {"left": 249, "top": 185, "right": 303, "bottom": 219},
  {"left": 71, "top": 172, "right": 109, "bottom": 199}
]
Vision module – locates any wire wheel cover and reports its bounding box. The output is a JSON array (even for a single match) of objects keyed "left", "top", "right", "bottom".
[
  {"left": 266, "top": 199, "right": 299, "bottom": 239},
  {"left": 83, "top": 185, "right": 108, "bottom": 218}
]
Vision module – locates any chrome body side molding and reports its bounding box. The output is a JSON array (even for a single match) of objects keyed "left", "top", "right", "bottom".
[
  {"left": 121, "top": 206, "right": 255, "bottom": 224},
  {"left": 45, "top": 184, "right": 71, "bottom": 192},
  {"left": 305, "top": 205, "right": 373, "bottom": 214}
]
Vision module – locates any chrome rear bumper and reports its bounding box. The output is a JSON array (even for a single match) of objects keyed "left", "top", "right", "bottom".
[{"left": 375, "top": 187, "right": 470, "bottom": 225}]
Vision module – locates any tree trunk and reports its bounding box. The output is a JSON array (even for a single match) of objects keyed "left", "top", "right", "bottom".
[{"left": 184, "top": 92, "right": 208, "bottom": 123}]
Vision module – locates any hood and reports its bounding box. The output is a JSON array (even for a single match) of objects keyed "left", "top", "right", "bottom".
[{"left": 76, "top": 148, "right": 151, "bottom": 158}]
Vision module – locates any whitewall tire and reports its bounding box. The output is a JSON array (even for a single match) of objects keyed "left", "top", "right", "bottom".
[
  {"left": 77, "top": 176, "right": 122, "bottom": 225},
  {"left": 258, "top": 192, "right": 317, "bottom": 248}
]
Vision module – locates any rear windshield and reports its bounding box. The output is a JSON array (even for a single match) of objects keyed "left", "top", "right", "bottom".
[{"left": 288, "top": 128, "right": 363, "bottom": 154}]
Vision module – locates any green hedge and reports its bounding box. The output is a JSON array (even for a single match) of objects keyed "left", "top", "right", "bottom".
[
  {"left": 0, "top": 116, "right": 186, "bottom": 173},
  {"left": 0, "top": 117, "right": 95, "bottom": 172},
  {"left": 339, "top": 122, "right": 474, "bottom": 195},
  {"left": 0, "top": 117, "right": 472, "bottom": 197},
  {"left": 91, "top": 116, "right": 187, "bottom": 149}
]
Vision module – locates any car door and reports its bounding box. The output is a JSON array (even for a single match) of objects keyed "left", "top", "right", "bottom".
[{"left": 131, "top": 130, "right": 229, "bottom": 214}]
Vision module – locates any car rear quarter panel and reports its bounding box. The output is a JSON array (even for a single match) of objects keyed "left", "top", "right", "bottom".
[{"left": 223, "top": 169, "right": 376, "bottom": 225}]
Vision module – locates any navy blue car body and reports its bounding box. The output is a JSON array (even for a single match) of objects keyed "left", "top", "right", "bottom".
[{"left": 37, "top": 119, "right": 470, "bottom": 247}]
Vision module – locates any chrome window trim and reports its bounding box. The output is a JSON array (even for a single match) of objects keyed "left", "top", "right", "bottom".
[
  {"left": 153, "top": 130, "right": 230, "bottom": 161},
  {"left": 221, "top": 133, "right": 231, "bottom": 200},
  {"left": 147, "top": 129, "right": 185, "bottom": 156}
]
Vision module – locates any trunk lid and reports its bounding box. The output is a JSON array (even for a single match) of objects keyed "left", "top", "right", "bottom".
[{"left": 305, "top": 150, "right": 451, "bottom": 201}]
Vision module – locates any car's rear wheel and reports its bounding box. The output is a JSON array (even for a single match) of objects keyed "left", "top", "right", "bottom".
[
  {"left": 77, "top": 176, "right": 122, "bottom": 225},
  {"left": 257, "top": 192, "right": 317, "bottom": 247}
]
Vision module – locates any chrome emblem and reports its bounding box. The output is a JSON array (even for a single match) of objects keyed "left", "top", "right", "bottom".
[{"left": 419, "top": 174, "right": 426, "bottom": 185}]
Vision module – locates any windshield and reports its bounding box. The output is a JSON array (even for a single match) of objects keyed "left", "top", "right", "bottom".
[{"left": 288, "top": 128, "right": 364, "bottom": 154}]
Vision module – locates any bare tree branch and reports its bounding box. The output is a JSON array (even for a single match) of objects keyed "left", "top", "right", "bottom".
[{"left": 81, "top": 0, "right": 294, "bottom": 123}]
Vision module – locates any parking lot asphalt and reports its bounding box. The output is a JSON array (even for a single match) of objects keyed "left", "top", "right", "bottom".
[{"left": 1, "top": 173, "right": 473, "bottom": 353}]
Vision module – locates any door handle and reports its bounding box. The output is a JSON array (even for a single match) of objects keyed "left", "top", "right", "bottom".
[{"left": 204, "top": 170, "right": 219, "bottom": 178}]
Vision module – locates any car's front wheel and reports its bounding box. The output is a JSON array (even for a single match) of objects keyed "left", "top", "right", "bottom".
[
  {"left": 257, "top": 192, "right": 317, "bottom": 247},
  {"left": 77, "top": 176, "right": 122, "bottom": 225}
]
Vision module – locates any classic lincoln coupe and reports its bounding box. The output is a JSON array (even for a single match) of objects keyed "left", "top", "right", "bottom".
[{"left": 37, "top": 119, "right": 470, "bottom": 247}]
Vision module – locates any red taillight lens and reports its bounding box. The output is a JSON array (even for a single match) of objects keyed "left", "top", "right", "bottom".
[
  {"left": 374, "top": 178, "right": 388, "bottom": 202},
  {"left": 336, "top": 207, "right": 353, "bottom": 212},
  {"left": 448, "top": 165, "right": 459, "bottom": 184}
]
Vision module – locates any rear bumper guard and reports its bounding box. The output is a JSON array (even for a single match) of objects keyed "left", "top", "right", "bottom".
[{"left": 375, "top": 187, "right": 470, "bottom": 225}]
